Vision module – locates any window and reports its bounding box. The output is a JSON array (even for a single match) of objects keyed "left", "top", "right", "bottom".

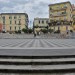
[
  {"left": 19, "top": 27, "right": 21, "bottom": 30},
  {"left": 50, "top": 14, "right": 51, "bottom": 16},
  {"left": 14, "top": 16, "right": 17, "bottom": 19},
  {"left": 3, "top": 25, "right": 5, "bottom": 29},
  {"left": 10, "top": 27, "right": 11, "bottom": 30},
  {"left": 10, "top": 21, "right": 12, "bottom": 24},
  {"left": 39, "top": 20, "right": 40, "bottom": 24},
  {"left": 58, "top": 26, "right": 60, "bottom": 30},
  {"left": 57, "top": 12, "right": 61, "bottom": 15},
  {"left": 3, "top": 20, "right": 5, "bottom": 24},
  {"left": 50, "top": 7, "right": 52, "bottom": 10},
  {"left": 3, "top": 16, "right": 5, "bottom": 24},
  {"left": 19, "top": 21, "right": 21, "bottom": 25},
  {"left": 19, "top": 21, "right": 20, "bottom": 23},
  {"left": 70, "top": 14, "right": 72, "bottom": 18},
  {"left": 15, "top": 27, "right": 16, "bottom": 30},
  {"left": 64, "top": 5, "right": 67, "bottom": 8},
  {"left": 46, "top": 21, "right": 48, "bottom": 24},
  {"left": 62, "top": 12, "right": 66, "bottom": 14},
  {"left": 9, "top": 16, "right": 12, "bottom": 19},
  {"left": 64, "top": 17, "right": 66, "bottom": 20},
  {"left": 57, "top": 6, "right": 59, "bottom": 8},
  {"left": 2, "top": 16, "right": 5, "bottom": 19},
  {"left": 42, "top": 20, "right": 44, "bottom": 24},
  {"left": 19, "top": 16, "right": 21, "bottom": 18},
  {"left": 15, "top": 21, "right": 16, "bottom": 24},
  {"left": 66, "top": 26, "right": 68, "bottom": 30}
]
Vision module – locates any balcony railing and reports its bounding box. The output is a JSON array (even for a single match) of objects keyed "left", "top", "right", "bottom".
[
  {"left": 50, "top": 13, "right": 67, "bottom": 17},
  {"left": 48, "top": 20, "right": 72, "bottom": 26},
  {"left": 50, "top": 6, "right": 67, "bottom": 11},
  {"left": 73, "top": 15, "right": 75, "bottom": 19},
  {"left": 34, "top": 26, "right": 48, "bottom": 28},
  {"left": 18, "top": 23, "right": 21, "bottom": 25}
]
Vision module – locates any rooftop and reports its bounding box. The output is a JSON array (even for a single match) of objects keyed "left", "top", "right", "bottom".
[
  {"left": 49, "top": 1, "right": 71, "bottom": 6},
  {"left": 0, "top": 13, "right": 28, "bottom": 17},
  {"left": 34, "top": 18, "right": 49, "bottom": 20}
]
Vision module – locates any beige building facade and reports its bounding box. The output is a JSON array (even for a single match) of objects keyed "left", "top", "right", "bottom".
[
  {"left": 0, "top": 13, "right": 29, "bottom": 32},
  {"left": 33, "top": 18, "right": 49, "bottom": 33},
  {"left": 72, "top": 6, "right": 75, "bottom": 31},
  {"left": 49, "top": 1, "right": 73, "bottom": 33}
]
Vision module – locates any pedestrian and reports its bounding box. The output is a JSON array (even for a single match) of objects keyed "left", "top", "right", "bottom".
[{"left": 34, "top": 33, "right": 36, "bottom": 37}]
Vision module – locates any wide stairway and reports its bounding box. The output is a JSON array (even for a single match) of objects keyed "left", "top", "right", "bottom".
[{"left": 0, "top": 55, "right": 75, "bottom": 75}]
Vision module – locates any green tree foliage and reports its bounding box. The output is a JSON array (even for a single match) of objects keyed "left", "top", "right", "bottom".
[
  {"left": 22, "top": 28, "right": 28, "bottom": 33},
  {"left": 22, "top": 28, "right": 33, "bottom": 34},
  {"left": 15, "top": 30, "right": 21, "bottom": 34},
  {"left": 41, "top": 29, "right": 48, "bottom": 34},
  {"left": 28, "top": 29, "right": 33, "bottom": 33},
  {"left": 18, "top": 30, "right": 21, "bottom": 34},
  {"left": 49, "top": 29, "right": 53, "bottom": 33}
]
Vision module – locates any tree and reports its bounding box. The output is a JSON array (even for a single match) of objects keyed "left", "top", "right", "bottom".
[
  {"left": 15, "top": 30, "right": 21, "bottom": 34},
  {"left": 54, "top": 30, "right": 60, "bottom": 34},
  {"left": 48, "top": 29, "right": 53, "bottom": 33},
  {"left": 70, "top": 30, "right": 73, "bottom": 33},
  {"left": 41, "top": 29, "right": 48, "bottom": 34},
  {"left": 15, "top": 31, "right": 18, "bottom": 34},
  {"left": 22, "top": 28, "right": 28, "bottom": 33},
  {"left": 18, "top": 30, "right": 21, "bottom": 34},
  {"left": 28, "top": 29, "right": 33, "bottom": 34}
]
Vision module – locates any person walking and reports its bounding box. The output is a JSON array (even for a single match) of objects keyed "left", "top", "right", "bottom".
[{"left": 34, "top": 32, "right": 36, "bottom": 37}]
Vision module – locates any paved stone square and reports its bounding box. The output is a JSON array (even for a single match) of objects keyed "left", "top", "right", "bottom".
[
  {"left": 0, "top": 39, "right": 75, "bottom": 48},
  {"left": 0, "top": 38, "right": 75, "bottom": 56}
]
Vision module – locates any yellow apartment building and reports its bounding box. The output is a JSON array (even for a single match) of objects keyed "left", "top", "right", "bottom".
[
  {"left": 33, "top": 18, "right": 49, "bottom": 34},
  {"left": 72, "top": 7, "right": 75, "bottom": 31},
  {"left": 49, "top": 1, "right": 73, "bottom": 33},
  {"left": 0, "top": 13, "right": 29, "bottom": 32}
]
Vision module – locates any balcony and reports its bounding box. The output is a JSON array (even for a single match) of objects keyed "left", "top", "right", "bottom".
[
  {"left": 34, "top": 25, "right": 48, "bottom": 28},
  {"left": 18, "top": 23, "right": 21, "bottom": 25},
  {"left": 50, "top": 6, "right": 67, "bottom": 12},
  {"left": 50, "top": 12, "right": 67, "bottom": 17},
  {"left": 49, "top": 20, "right": 72, "bottom": 26},
  {"left": 61, "top": 12, "right": 67, "bottom": 16},
  {"left": 73, "top": 15, "right": 75, "bottom": 19}
]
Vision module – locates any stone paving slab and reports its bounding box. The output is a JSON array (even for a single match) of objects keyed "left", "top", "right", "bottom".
[
  {"left": 0, "top": 73, "right": 75, "bottom": 75},
  {"left": 0, "top": 39, "right": 75, "bottom": 48},
  {"left": 0, "top": 39, "right": 74, "bottom": 56},
  {"left": 0, "top": 48, "right": 75, "bottom": 56},
  {"left": 0, "top": 58, "right": 75, "bottom": 62},
  {"left": 0, "top": 64, "right": 75, "bottom": 70}
]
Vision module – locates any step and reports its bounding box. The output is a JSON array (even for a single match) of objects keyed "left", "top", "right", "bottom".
[
  {"left": 0, "top": 64, "right": 75, "bottom": 70},
  {"left": 0, "top": 58, "right": 75, "bottom": 65},
  {"left": 0, "top": 58, "right": 75, "bottom": 62},
  {"left": 0, "top": 55, "right": 75, "bottom": 73}
]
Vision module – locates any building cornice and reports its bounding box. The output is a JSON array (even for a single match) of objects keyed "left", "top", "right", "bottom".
[{"left": 48, "top": 1, "right": 71, "bottom": 6}]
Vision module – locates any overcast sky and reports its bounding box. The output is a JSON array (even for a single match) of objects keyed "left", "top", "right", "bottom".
[{"left": 0, "top": 0, "right": 74, "bottom": 27}]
